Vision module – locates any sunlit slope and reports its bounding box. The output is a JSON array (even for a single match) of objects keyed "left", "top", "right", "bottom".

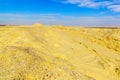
[{"left": 0, "top": 25, "right": 120, "bottom": 80}]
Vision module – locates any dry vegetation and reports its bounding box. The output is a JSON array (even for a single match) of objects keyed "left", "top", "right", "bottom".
[{"left": 0, "top": 24, "right": 120, "bottom": 80}]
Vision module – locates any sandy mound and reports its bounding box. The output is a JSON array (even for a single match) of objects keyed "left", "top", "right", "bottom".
[
  {"left": 0, "top": 25, "right": 120, "bottom": 80},
  {"left": 32, "top": 23, "right": 43, "bottom": 27}
]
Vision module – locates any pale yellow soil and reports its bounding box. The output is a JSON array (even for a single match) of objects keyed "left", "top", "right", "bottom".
[{"left": 0, "top": 25, "right": 120, "bottom": 80}]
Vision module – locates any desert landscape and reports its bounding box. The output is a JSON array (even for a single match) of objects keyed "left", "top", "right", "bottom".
[{"left": 0, "top": 24, "right": 120, "bottom": 80}]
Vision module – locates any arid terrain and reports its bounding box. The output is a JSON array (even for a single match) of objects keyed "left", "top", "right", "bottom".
[{"left": 0, "top": 24, "right": 120, "bottom": 80}]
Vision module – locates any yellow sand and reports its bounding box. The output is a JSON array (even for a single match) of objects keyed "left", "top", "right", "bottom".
[{"left": 0, "top": 25, "right": 120, "bottom": 80}]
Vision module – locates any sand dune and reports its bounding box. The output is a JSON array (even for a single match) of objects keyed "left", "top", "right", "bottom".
[{"left": 0, "top": 25, "right": 120, "bottom": 80}]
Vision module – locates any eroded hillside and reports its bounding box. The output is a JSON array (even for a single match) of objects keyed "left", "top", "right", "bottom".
[{"left": 0, "top": 25, "right": 120, "bottom": 80}]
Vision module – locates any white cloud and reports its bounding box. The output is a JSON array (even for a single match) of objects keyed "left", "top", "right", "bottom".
[
  {"left": 65, "top": 0, "right": 111, "bottom": 8},
  {"left": 61, "top": 0, "right": 120, "bottom": 12},
  {"left": 108, "top": 5, "right": 120, "bottom": 12},
  {"left": 0, "top": 13, "right": 120, "bottom": 27}
]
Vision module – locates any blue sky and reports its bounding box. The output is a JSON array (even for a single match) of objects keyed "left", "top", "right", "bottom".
[{"left": 0, "top": 0, "right": 120, "bottom": 26}]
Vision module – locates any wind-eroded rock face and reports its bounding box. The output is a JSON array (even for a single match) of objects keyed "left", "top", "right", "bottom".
[{"left": 0, "top": 25, "right": 120, "bottom": 80}]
